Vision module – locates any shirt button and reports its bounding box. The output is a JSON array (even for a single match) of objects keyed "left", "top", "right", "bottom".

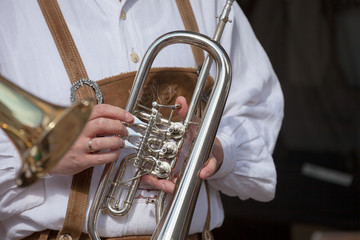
[
  {"left": 130, "top": 52, "right": 140, "bottom": 63},
  {"left": 120, "top": 10, "right": 126, "bottom": 20}
]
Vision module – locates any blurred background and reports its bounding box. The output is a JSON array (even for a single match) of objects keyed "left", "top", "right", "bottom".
[{"left": 213, "top": 0, "right": 360, "bottom": 239}]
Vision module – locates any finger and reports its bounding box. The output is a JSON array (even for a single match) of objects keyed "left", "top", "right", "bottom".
[
  {"left": 142, "top": 175, "right": 176, "bottom": 194},
  {"left": 86, "top": 136, "right": 124, "bottom": 153},
  {"left": 89, "top": 104, "right": 134, "bottom": 123},
  {"left": 86, "top": 148, "right": 122, "bottom": 167},
  {"left": 49, "top": 144, "right": 122, "bottom": 176},
  {"left": 200, "top": 156, "right": 218, "bottom": 179},
  {"left": 175, "top": 96, "right": 188, "bottom": 120},
  {"left": 85, "top": 118, "right": 128, "bottom": 138}
]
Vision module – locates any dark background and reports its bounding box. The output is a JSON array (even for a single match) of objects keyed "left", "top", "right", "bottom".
[{"left": 213, "top": 1, "right": 360, "bottom": 239}]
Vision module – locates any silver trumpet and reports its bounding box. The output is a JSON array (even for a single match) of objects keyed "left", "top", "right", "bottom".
[
  {"left": 0, "top": 75, "right": 94, "bottom": 187},
  {"left": 88, "top": 1, "right": 234, "bottom": 239}
]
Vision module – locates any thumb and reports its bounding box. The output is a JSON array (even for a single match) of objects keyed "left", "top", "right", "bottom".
[{"left": 175, "top": 96, "right": 188, "bottom": 120}]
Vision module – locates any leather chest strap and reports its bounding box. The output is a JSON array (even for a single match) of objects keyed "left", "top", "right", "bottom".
[
  {"left": 37, "top": 0, "right": 94, "bottom": 240},
  {"left": 37, "top": 0, "right": 96, "bottom": 101},
  {"left": 176, "top": 0, "right": 205, "bottom": 66}
]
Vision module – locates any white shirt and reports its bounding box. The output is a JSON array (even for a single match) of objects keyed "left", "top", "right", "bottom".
[{"left": 0, "top": 0, "right": 284, "bottom": 239}]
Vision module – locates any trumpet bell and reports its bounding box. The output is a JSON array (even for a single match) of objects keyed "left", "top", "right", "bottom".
[{"left": 0, "top": 75, "right": 94, "bottom": 187}]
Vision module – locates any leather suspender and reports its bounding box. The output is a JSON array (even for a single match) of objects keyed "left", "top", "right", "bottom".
[
  {"left": 37, "top": 0, "right": 96, "bottom": 101},
  {"left": 176, "top": 0, "right": 205, "bottom": 67},
  {"left": 37, "top": 1, "right": 94, "bottom": 239}
]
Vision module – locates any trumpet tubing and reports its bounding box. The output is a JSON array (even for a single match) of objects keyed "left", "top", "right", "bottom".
[
  {"left": 88, "top": 1, "right": 234, "bottom": 239},
  {"left": 0, "top": 75, "right": 94, "bottom": 187}
]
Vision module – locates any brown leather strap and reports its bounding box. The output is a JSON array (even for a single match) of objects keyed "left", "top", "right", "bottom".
[
  {"left": 56, "top": 169, "right": 94, "bottom": 240},
  {"left": 37, "top": 0, "right": 96, "bottom": 101},
  {"left": 37, "top": 0, "right": 94, "bottom": 239},
  {"left": 202, "top": 181, "right": 214, "bottom": 240},
  {"left": 176, "top": 0, "right": 205, "bottom": 66},
  {"left": 39, "top": 230, "right": 51, "bottom": 240}
]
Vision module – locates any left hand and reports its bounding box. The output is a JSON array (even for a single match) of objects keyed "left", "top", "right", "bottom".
[{"left": 141, "top": 96, "right": 224, "bottom": 193}]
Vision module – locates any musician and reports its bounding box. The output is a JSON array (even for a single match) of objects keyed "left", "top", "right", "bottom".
[{"left": 0, "top": 0, "right": 284, "bottom": 239}]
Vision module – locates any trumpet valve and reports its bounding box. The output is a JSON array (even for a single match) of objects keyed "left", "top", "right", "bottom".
[
  {"left": 154, "top": 161, "right": 172, "bottom": 179},
  {"left": 167, "top": 122, "right": 185, "bottom": 138},
  {"left": 161, "top": 141, "right": 178, "bottom": 156}
]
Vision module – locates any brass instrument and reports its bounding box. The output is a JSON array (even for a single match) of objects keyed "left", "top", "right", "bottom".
[
  {"left": 88, "top": 1, "right": 234, "bottom": 239},
  {"left": 0, "top": 75, "right": 94, "bottom": 187}
]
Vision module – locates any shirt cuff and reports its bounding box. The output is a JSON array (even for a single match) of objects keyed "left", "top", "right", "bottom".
[{"left": 208, "top": 132, "right": 236, "bottom": 180}]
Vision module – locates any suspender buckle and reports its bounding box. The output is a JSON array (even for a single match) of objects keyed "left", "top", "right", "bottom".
[{"left": 70, "top": 78, "right": 103, "bottom": 104}]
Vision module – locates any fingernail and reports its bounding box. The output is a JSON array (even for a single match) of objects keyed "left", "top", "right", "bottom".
[
  {"left": 205, "top": 172, "right": 210, "bottom": 178},
  {"left": 160, "top": 183, "right": 166, "bottom": 191},
  {"left": 146, "top": 179, "right": 152, "bottom": 185}
]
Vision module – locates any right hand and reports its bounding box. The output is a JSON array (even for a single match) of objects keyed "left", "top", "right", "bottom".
[
  {"left": 142, "top": 97, "right": 224, "bottom": 194},
  {"left": 49, "top": 104, "right": 134, "bottom": 176}
]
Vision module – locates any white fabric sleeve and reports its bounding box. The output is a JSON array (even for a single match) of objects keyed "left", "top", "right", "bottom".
[
  {"left": 206, "top": 2, "right": 284, "bottom": 202},
  {"left": 0, "top": 130, "right": 45, "bottom": 221}
]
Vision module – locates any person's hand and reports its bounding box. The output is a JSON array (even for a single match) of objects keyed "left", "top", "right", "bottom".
[
  {"left": 48, "top": 104, "right": 134, "bottom": 176},
  {"left": 142, "top": 96, "right": 224, "bottom": 193}
]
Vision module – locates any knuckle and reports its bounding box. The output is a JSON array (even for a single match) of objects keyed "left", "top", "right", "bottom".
[
  {"left": 95, "top": 117, "right": 107, "bottom": 129},
  {"left": 93, "top": 151, "right": 119, "bottom": 166},
  {"left": 94, "top": 103, "right": 107, "bottom": 112},
  {"left": 93, "top": 156, "right": 105, "bottom": 165},
  {"left": 93, "top": 104, "right": 108, "bottom": 116}
]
